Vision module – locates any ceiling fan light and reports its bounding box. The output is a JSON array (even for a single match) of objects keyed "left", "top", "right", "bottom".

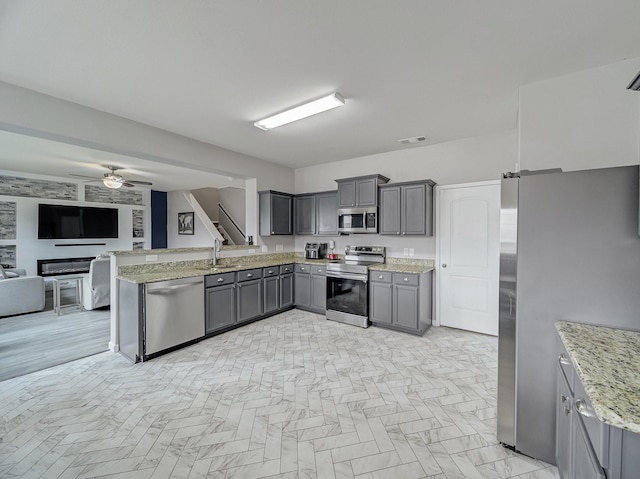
[
  {"left": 254, "top": 92, "right": 345, "bottom": 131},
  {"left": 103, "top": 177, "right": 123, "bottom": 189}
]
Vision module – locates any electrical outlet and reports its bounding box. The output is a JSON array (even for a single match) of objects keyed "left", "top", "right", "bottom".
[
  {"left": 403, "top": 248, "right": 409, "bottom": 256},
  {"left": 145, "top": 254, "right": 158, "bottom": 262},
  {"left": 261, "top": 245, "right": 268, "bottom": 253},
  {"left": 409, "top": 248, "right": 415, "bottom": 257},
  {"left": 276, "top": 244, "right": 283, "bottom": 252}
]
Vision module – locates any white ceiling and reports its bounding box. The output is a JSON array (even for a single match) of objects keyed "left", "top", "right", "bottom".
[
  {"left": 0, "top": 0, "right": 639, "bottom": 171},
  {"left": 0, "top": 130, "right": 245, "bottom": 191}
]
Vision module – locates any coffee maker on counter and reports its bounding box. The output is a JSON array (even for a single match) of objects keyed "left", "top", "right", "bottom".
[{"left": 304, "top": 242, "right": 328, "bottom": 259}]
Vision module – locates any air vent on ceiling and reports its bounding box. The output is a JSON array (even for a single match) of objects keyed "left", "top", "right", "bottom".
[
  {"left": 397, "top": 135, "right": 428, "bottom": 145},
  {"left": 627, "top": 70, "right": 640, "bottom": 91}
]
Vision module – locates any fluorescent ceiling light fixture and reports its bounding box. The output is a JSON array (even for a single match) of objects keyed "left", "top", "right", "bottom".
[
  {"left": 103, "top": 176, "right": 123, "bottom": 189},
  {"left": 254, "top": 92, "right": 345, "bottom": 131}
]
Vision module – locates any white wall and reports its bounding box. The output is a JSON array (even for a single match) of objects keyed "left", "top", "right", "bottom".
[
  {"left": 0, "top": 81, "right": 295, "bottom": 245},
  {"left": 0, "top": 171, "right": 150, "bottom": 276},
  {"left": 294, "top": 130, "right": 517, "bottom": 257},
  {"left": 519, "top": 57, "right": 640, "bottom": 171},
  {"left": 218, "top": 187, "right": 246, "bottom": 232},
  {"left": 166, "top": 191, "right": 216, "bottom": 249},
  {"left": 190, "top": 187, "right": 220, "bottom": 222},
  {"left": 294, "top": 129, "right": 518, "bottom": 194}
]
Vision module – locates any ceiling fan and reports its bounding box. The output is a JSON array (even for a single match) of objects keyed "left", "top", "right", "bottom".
[{"left": 69, "top": 165, "right": 153, "bottom": 189}]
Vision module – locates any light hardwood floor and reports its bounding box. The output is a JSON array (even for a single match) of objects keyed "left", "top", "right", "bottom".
[{"left": 0, "top": 288, "right": 110, "bottom": 382}]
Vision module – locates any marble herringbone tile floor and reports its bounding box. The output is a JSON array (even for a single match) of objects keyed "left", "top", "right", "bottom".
[{"left": 0, "top": 310, "right": 559, "bottom": 479}]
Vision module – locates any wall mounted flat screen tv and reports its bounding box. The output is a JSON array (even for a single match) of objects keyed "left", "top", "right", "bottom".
[{"left": 38, "top": 204, "right": 119, "bottom": 239}]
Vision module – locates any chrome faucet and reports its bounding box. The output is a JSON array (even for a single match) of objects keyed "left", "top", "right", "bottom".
[{"left": 212, "top": 239, "right": 220, "bottom": 267}]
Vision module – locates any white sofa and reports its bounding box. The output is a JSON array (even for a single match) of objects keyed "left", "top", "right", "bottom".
[
  {"left": 0, "top": 266, "right": 45, "bottom": 317},
  {"left": 81, "top": 257, "right": 111, "bottom": 310}
]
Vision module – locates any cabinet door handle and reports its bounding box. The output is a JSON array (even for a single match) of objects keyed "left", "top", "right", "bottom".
[
  {"left": 300, "top": 267, "right": 305, "bottom": 271},
  {"left": 268, "top": 270, "right": 274, "bottom": 274},
  {"left": 378, "top": 275, "right": 384, "bottom": 279},
  {"left": 575, "top": 399, "right": 593, "bottom": 417},
  {"left": 564, "top": 406, "right": 571, "bottom": 416},
  {"left": 403, "top": 277, "right": 409, "bottom": 282},
  {"left": 559, "top": 353, "right": 571, "bottom": 366},
  {"left": 271, "top": 231, "right": 275, "bottom": 234},
  {"left": 442, "top": 264, "right": 447, "bottom": 268},
  {"left": 217, "top": 277, "right": 224, "bottom": 282},
  {"left": 317, "top": 269, "right": 322, "bottom": 273},
  {"left": 247, "top": 273, "right": 253, "bottom": 278},
  {"left": 561, "top": 394, "right": 568, "bottom": 404},
  {"left": 402, "top": 232, "right": 405, "bottom": 235}
]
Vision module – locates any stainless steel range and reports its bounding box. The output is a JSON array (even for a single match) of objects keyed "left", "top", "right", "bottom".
[{"left": 326, "top": 245, "right": 385, "bottom": 328}]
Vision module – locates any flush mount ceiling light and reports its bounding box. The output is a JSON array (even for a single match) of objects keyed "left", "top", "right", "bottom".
[{"left": 254, "top": 92, "right": 345, "bottom": 131}]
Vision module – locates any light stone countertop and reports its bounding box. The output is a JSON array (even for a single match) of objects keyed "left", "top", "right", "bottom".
[
  {"left": 369, "top": 263, "right": 434, "bottom": 274},
  {"left": 556, "top": 321, "right": 640, "bottom": 434},
  {"left": 116, "top": 254, "right": 434, "bottom": 283}
]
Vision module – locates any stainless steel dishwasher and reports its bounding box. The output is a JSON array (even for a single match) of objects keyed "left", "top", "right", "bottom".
[{"left": 145, "top": 276, "right": 205, "bottom": 355}]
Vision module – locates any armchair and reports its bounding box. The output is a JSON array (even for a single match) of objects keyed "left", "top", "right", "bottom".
[{"left": 81, "top": 257, "right": 111, "bottom": 310}]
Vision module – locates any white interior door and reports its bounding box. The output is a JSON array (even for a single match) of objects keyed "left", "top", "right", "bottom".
[{"left": 438, "top": 182, "right": 500, "bottom": 336}]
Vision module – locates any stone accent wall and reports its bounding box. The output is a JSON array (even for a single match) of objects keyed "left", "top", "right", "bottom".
[
  {"left": 0, "top": 175, "right": 77, "bottom": 200},
  {"left": 0, "top": 201, "right": 16, "bottom": 239},
  {"left": 85, "top": 185, "right": 144, "bottom": 206},
  {"left": 132, "top": 209, "right": 144, "bottom": 238},
  {"left": 0, "top": 245, "right": 16, "bottom": 268}
]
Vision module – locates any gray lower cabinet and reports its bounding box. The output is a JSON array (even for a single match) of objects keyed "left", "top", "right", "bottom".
[
  {"left": 294, "top": 269, "right": 311, "bottom": 308},
  {"left": 379, "top": 180, "right": 435, "bottom": 236},
  {"left": 555, "top": 336, "right": 640, "bottom": 479},
  {"left": 369, "top": 280, "right": 393, "bottom": 325},
  {"left": 280, "top": 273, "right": 294, "bottom": 309},
  {"left": 310, "top": 266, "right": 326, "bottom": 313},
  {"left": 205, "top": 283, "right": 236, "bottom": 333},
  {"left": 262, "top": 265, "right": 294, "bottom": 315},
  {"left": 369, "top": 270, "right": 432, "bottom": 335},
  {"left": 263, "top": 275, "right": 280, "bottom": 315},
  {"left": 259, "top": 190, "right": 294, "bottom": 235},
  {"left": 237, "top": 268, "right": 263, "bottom": 322},
  {"left": 205, "top": 272, "right": 237, "bottom": 334},
  {"left": 294, "top": 264, "right": 326, "bottom": 314}
]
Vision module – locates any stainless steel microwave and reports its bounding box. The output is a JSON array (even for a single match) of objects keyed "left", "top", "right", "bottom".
[{"left": 337, "top": 207, "right": 378, "bottom": 234}]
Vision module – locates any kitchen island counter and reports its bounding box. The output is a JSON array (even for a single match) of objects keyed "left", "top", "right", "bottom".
[{"left": 556, "top": 321, "right": 640, "bottom": 434}]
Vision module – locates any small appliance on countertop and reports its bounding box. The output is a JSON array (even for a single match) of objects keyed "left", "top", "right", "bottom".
[{"left": 305, "top": 242, "right": 328, "bottom": 259}]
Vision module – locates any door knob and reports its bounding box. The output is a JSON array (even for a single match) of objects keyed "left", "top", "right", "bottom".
[{"left": 442, "top": 264, "right": 447, "bottom": 268}]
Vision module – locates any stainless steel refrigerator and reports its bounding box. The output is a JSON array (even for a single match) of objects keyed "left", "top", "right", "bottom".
[{"left": 497, "top": 165, "right": 640, "bottom": 464}]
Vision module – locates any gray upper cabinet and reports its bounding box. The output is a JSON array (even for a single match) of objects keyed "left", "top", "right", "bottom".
[
  {"left": 259, "top": 190, "right": 294, "bottom": 235},
  {"left": 315, "top": 191, "right": 338, "bottom": 235},
  {"left": 336, "top": 174, "right": 389, "bottom": 207},
  {"left": 294, "top": 195, "right": 316, "bottom": 235},
  {"left": 379, "top": 186, "right": 401, "bottom": 235},
  {"left": 379, "top": 180, "right": 435, "bottom": 236},
  {"left": 295, "top": 191, "right": 337, "bottom": 236}
]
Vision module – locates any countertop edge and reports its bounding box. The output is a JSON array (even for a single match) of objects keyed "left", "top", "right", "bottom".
[{"left": 556, "top": 321, "right": 640, "bottom": 435}]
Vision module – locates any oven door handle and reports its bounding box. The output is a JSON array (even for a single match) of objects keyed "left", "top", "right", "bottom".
[{"left": 327, "top": 272, "right": 368, "bottom": 282}]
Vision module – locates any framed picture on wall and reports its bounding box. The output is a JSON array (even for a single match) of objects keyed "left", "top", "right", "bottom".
[{"left": 178, "top": 212, "right": 194, "bottom": 235}]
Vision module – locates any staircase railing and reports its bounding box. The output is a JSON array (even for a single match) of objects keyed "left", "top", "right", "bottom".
[
  {"left": 218, "top": 203, "right": 246, "bottom": 245},
  {"left": 182, "top": 191, "right": 225, "bottom": 244}
]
